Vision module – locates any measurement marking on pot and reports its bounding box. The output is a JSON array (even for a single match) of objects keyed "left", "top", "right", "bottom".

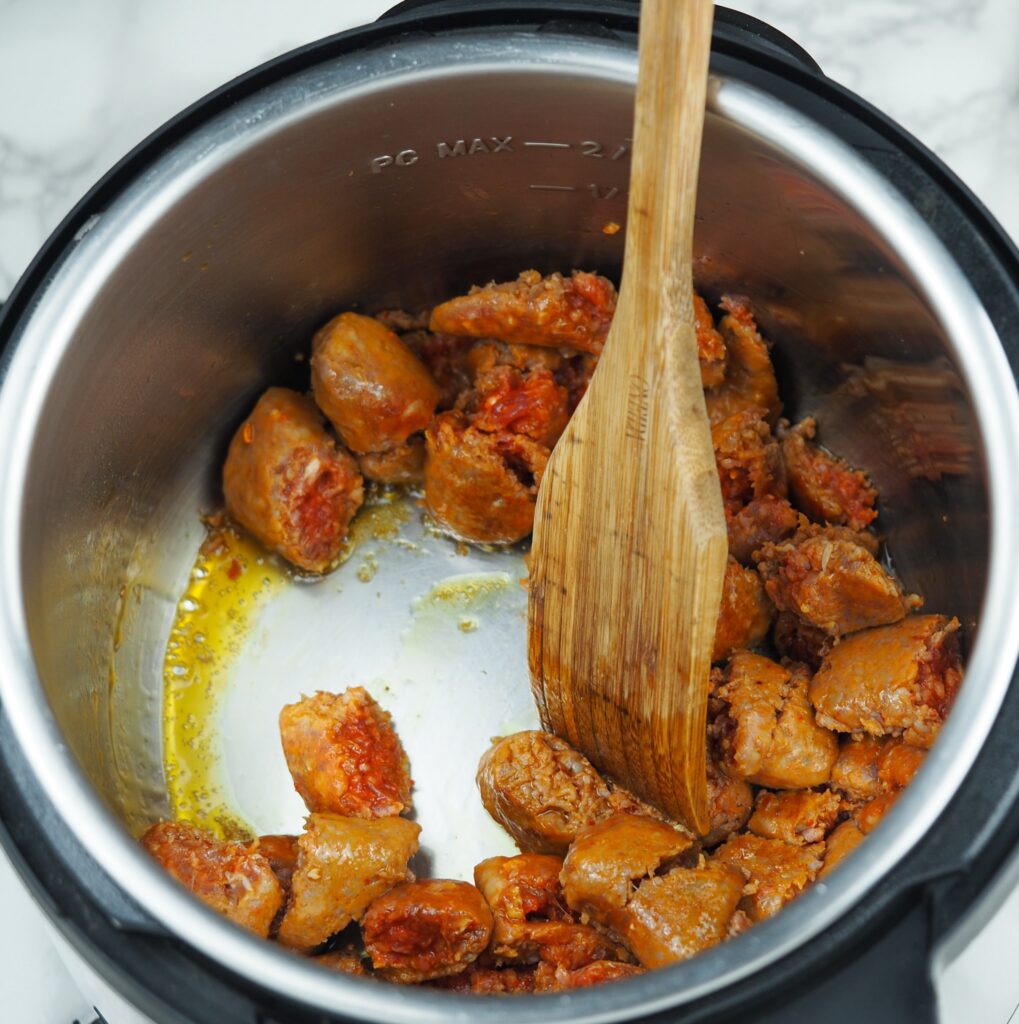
[
  {"left": 581, "top": 139, "right": 632, "bottom": 160},
  {"left": 437, "top": 136, "right": 513, "bottom": 158},
  {"left": 529, "top": 184, "right": 577, "bottom": 192},
  {"left": 524, "top": 140, "right": 572, "bottom": 149}
]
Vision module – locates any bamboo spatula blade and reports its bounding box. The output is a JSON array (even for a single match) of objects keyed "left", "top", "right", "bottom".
[{"left": 527, "top": 0, "right": 726, "bottom": 834}]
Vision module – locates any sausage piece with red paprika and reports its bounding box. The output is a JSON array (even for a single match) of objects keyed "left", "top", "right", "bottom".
[
  {"left": 223, "top": 387, "right": 364, "bottom": 574},
  {"left": 362, "top": 879, "right": 494, "bottom": 983}
]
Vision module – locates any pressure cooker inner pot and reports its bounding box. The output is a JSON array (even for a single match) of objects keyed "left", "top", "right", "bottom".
[{"left": 9, "top": 28, "right": 999, "bottom": 1016}]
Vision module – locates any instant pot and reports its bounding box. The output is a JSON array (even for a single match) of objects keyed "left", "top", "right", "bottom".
[{"left": 2, "top": 2, "right": 1019, "bottom": 1022}]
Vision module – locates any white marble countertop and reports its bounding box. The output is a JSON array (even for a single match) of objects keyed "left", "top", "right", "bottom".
[{"left": 0, "top": 1, "right": 1017, "bottom": 1022}]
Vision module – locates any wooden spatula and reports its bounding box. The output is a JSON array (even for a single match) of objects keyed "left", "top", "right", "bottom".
[{"left": 527, "top": 0, "right": 726, "bottom": 834}]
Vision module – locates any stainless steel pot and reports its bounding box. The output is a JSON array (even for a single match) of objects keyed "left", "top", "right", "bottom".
[{"left": 1, "top": 4, "right": 1019, "bottom": 1023}]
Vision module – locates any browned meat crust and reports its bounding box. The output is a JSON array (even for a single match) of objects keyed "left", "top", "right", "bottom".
[
  {"left": 429, "top": 270, "right": 617, "bottom": 353},
  {"left": 311, "top": 312, "right": 441, "bottom": 454},
  {"left": 474, "top": 853, "right": 629, "bottom": 968},
  {"left": 424, "top": 410, "right": 548, "bottom": 543},
  {"left": 714, "top": 833, "right": 823, "bottom": 921},
  {"left": 362, "top": 879, "right": 494, "bottom": 982},
  {"left": 711, "top": 652, "right": 838, "bottom": 789},
  {"left": 756, "top": 527, "right": 909, "bottom": 636},
  {"left": 560, "top": 814, "right": 695, "bottom": 930},
  {"left": 534, "top": 960, "right": 644, "bottom": 990},
  {"left": 276, "top": 813, "right": 420, "bottom": 951},
  {"left": 810, "top": 615, "right": 961, "bottom": 747},
  {"left": 358, "top": 437, "right": 426, "bottom": 486},
  {"left": 712, "top": 557, "right": 774, "bottom": 662},
  {"left": 431, "top": 963, "right": 537, "bottom": 994},
  {"left": 617, "top": 861, "right": 745, "bottom": 967},
  {"left": 401, "top": 330, "right": 476, "bottom": 410},
  {"left": 465, "top": 339, "right": 565, "bottom": 378},
  {"left": 222, "top": 387, "right": 364, "bottom": 573},
  {"left": 279, "top": 688, "right": 412, "bottom": 818},
  {"left": 712, "top": 409, "right": 786, "bottom": 518},
  {"left": 772, "top": 610, "right": 831, "bottom": 670},
  {"left": 141, "top": 821, "right": 283, "bottom": 938},
  {"left": 747, "top": 789, "right": 841, "bottom": 846},
  {"left": 476, "top": 731, "right": 653, "bottom": 855},
  {"left": 781, "top": 418, "right": 877, "bottom": 530},
  {"left": 727, "top": 496, "right": 803, "bottom": 565},
  {"left": 694, "top": 293, "right": 728, "bottom": 388},
  {"left": 830, "top": 736, "right": 887, "bottom": 804},
  {"left": 704, "top": 755, "right": 754, "bottom": 848},
  {"left": 705, "top": 296, "right": 781, "bottom": 427},
  {"left": 819, "top": 820, "right": 865, "bottom": 878}
]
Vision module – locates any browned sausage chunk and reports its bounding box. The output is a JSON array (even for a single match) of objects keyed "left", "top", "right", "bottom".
[
  {"left": 772, "top": 610, "right": 831, "bottom": 670},
  {"left": 430, "top": 269, "right": 617, "bottom": 353},
  {"left": 617, "top": 861, "right": 745, "bottom": 967},
  {"left": 358, "top": 437, "right": 426, "bottom": 486},
  {"left": 757, "top": 527, "right": 910, "bottom": 637},
  {"left": 424, "top": 411, "right": 548, "bottom": 543},
  {"left": 781, "top": 418, "right": 877, "bottom": 530},
  {"left": 705, "top": 296, "right": 781, "bottom": 427},
  {"left": 712, "top": 557, "right": 774, "bottom": 663},
  {"left": 694, "top": 292, "right": 727, "bottom": 388},
  {"left": 712, "top": 409, "right": 786, "bottom": 518},
  {"left": 704, "top": 757, "right": 754, "bottom": 847},
  {"left": 467, "top": 366, "right": 570, "bottom": 449},
  {"left": 714, "top": 833, "right": 823, "bottom": 921},
  {"left": 223, "top": 387, "right": 364, "bottom": 573},
  {"left": 476, "top": 731, "right": 652, "bottom": 855},
  {"left": 474, "top": 854, "right": 628, "bottom": 968},
  {"left": 557, "top": 351, "right": 601, "bottom": 411},
  {"left": 830, "top": 739, "right": 925, "bottom": 850},
  {"left": 400, "top": 330, "right": 475, "bottom": 410},
  {"left": 854, "top": 792, "right": 902, "bottom": 834},
  {"left": 829, "top": 735, "right": 886, "bottom": 804},
  {"left": 245, "top": 833, "right": 299, "bottom": 908},
  {"left": 279, "top": 688, "right": 411, "bottom": 818},
  {"left": 747, "top": 789, "right": 842, "bottom": 846},
  {"left": 276, "top": 813, "right": 420, "bottom": 951},
  {"left": 312, "top": 946, "right": 370, "bottom": 976},
  {"left": 374, "top": 308, "right": 432, "bottom": 333},
  {"left": 561, "top": 815, "right": 696, "bottom": 931},
  {"left": 362, "top": 879, "right": 494, "bottom": 983},
  {"left": 810, "top": 615, "right": 962, "bottom": 748},
  {"left": 433, "top": 963, "right": 537, "bottom": 994},
  {"left": 819, "top": 820, "right": 865, "bottom": 878},
  {"left": 849, "top": 740, "right": 925, "bottom": 832},
  {"left": 534, "top": 960, "right": 644, "bottom": 991},
  {"left": 465, "top": 339, "right": 565, "bottom": 378},
  {"left": 727, "top": 496, "right": 803, "bottom": 565},
  {"left": 711, "top": 653, "right": 838, "bottom": 789},
  {"left": 878, "top": 738, "right": 926, "bottom": 789},
  {"left": 141, "top": 821, "right": 283, "bottom": 938},
  {"left": 311, "top": 312, "right": 441, "bottom": 454}
]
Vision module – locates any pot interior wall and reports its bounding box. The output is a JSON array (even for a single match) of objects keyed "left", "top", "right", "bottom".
[{"left": 14, "top": 38, "right": 986, "bottom": 831}]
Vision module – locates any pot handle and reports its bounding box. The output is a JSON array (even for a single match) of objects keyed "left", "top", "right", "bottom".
[
  {"left": 377, "top": 1, "right": 824, "bottom": 76},
  {"left": 737, "top": 900, "right": 938, "bottom": 1024}
]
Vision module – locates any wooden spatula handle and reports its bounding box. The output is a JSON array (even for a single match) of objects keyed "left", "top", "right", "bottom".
[
  {"left": 610, "top": 0, "right": 714, "bottom": 367},
  {"left": 528, "top": 0, "right": 726, "bottom": 833}
]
